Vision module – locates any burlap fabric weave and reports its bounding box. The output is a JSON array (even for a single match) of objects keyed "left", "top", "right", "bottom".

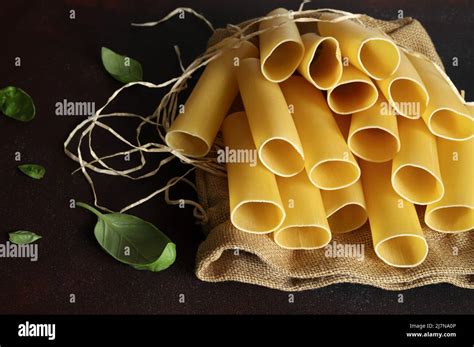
[{"left": 194, "top": 14, "right": 473, "bottom": 291}]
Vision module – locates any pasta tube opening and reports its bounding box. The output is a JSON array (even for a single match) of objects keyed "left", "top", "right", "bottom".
[
  {"left": 349, "top": 128, "right": 400, "bottom": 162},
  {"left": 298, "top": 33, "right": 342, "bottom": 90},
  {"left": 259, "top": 8, "right": 304, "bottom": 82},
  {"left": 232, "top": 201, "right": 286, "bottom": 233},
  {"left": 310, "top": 160, "right": 360, "bottom": 190},
  {"left": 165, "top": 131, "right": 209, "bottom": 157},
  {"left": 389, "top": 79, "right": 428, "bottom": 118},
  {"left": 327, "top": 65, "right": 378, "bottom": 114},
  {"left": 327, "top": 203, "right": 367, "bottom": 234},
  {"left": 259, "top": 138, "right": 305, "bottom": 177},
  {"left": 274, "top": 226, "right": 331, "bottom": 249},
  {"left": 430, "top": 109, "right": 473, "bottom": 141},
  {"left": 375, "top": 235, "right": 428, "bottom": 268},
  {"left": 263, "top": 41, "right": 304, "bottom": 83},
  {"left": 329, "top": 82, "right": 377, "bottom": 114},
  {"left": 425, "top": 206, "right": 473, "bottom": 233},
  {"left": 392, "top": 165, "right": 444, "bottom": 204},
  {"left": 358, "top": 38, "right": 400, "bottom": 80},
  {"left": 309, "top": 39, "right": 342, "bottom": 89}
]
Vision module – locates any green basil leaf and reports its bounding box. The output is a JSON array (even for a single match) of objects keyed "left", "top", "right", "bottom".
[
  {"left": 77, "top": 202, "right": 176, "bottom": 272},
  {"left": 101, "top": 47, "right": 143, "bottom": 84},
  {"left": 9, "top": 231, "right": 42, "bottom": 245},
  {"left": 18, "top": 164, "right": 46, "bottom": 179},
  {"left": 0, "top": 86, "right": 35, "bottom": 122}
]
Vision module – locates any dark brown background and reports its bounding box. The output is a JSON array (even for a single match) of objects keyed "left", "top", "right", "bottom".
[{"left": 0, "top": 0, "right": 472, "bottom": 314}]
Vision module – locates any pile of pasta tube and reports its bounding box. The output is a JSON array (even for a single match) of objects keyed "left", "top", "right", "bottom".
[{"left": 165, "top": 9, "right": 473, "bottom": 268}]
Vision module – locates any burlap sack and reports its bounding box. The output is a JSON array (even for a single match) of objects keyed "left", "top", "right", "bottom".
[{"left": 194, "top": 14, "right": 474, "bottom": 291}]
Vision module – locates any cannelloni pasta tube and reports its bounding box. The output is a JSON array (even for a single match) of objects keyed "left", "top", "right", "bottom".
[
  {"left": 320, "top": 180, "right": 368, "bottom": 234},
  {"left": 259, "top": 8, "right": 304, "bottom": 82},
  {"left": 376, "top": 52, "right": 429, "bottom": 119},
  {"left": 165, "top": 38, "right": 258, "bottom": 157},
  {"left": 361, "top": 160, "right": 428, "bottom": 268},
  {"left": 280, "top": 76, "right": 360, "bottom": 189},
  {"left": 327, "top": 64, "right": 379, "bottom": 114},
  {"left": 425, "top": 138, "right": 474, "bottom": 232},
  {"left": 222, "top": 111, "right": 285, "bottom": 234},
  {"left": 298, "top": 33, "right": 343, "bottom": 90},
  {"left": 318, "top": 13, "right": 400, "bottom": 80},
  {"left": 274, "top": 172, "right": 331, "bottom": 249},
  {"left": 408, "top": 53, "right": 474, "bottom": 141},
  {"left": 391, "top": 118, "right": 444, "bottom": 205},
  {"left": 237, "top": 58, "right": 305, "bottom": 177},
  {"left": 348, "top": 96, "right": 400, "bottom": 162}
]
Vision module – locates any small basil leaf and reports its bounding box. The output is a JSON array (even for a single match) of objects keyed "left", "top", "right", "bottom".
[
  {"left": 101, "top": 47, "right": 143, "bottom": 84},
  {"left": 9, "top": 231, "right": 42, "bottom": 245},
  {"left": 0, "top": 86, "right": 35, "bottom": 122},
  {"left": 18, "top": 164, "right": 46, "bottom": 179},
  {"left": 77, "top": 202, "right": 176, "bottom": 272}
]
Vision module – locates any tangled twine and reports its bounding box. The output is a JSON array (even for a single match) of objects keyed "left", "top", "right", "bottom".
[{"left": 64, "top": 1, "right": 469, "bottom": 220}]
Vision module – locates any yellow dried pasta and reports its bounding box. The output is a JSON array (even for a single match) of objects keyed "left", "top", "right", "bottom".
[
  {"left": 425, "top": 138, "right": 474, "bottom": 233},
  {"left": 361, "top": 160, "right": 428, "bottom": 268},
  {"left": 327, "top": 64, "right": 379, "bottom": 114},
  {"left": 332, "top": 113, "right": 351, "bottom": 140},
  {"left": 237, "top": 58, "right": 305, "bottom": 177},
  {"left": 280, "top": 76, "right": 360, "bottom": 190},
  {"left": 318, "top": 13, "right": 400, "bottom": 80},
  {"left": 259, "top": 8, "right": 304, "bottom": 82},
  {"left": 222, "top": 111, "right": 285, "bottom": 234},
  {"left": 274, "top": 172, "right": 331, "bottom": 249},
  {"left": 376, "top": 51, "right": 429, "bottom": 119},
  {"left": 408, "top": 53, "right": 474, "bottom": 141},
  {"left": 348, "top": 96, "right": 400, "bottom": 162},
  {"left": 391, "top": 118, "right": 444, "bottom": 205},
  {"left": 298, "top": 33, "right": 342, "bottom": 90},
  {"left": 165, "top": 38, "right": 258, "bottom": 157},
  {"left": 320, "top": 180, "right": 368, "bottom": 234}
]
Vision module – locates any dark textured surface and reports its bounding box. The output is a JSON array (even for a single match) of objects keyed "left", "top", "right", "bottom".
[{"left": 0, "top": 0, "right": 472, "bottom": 314}]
